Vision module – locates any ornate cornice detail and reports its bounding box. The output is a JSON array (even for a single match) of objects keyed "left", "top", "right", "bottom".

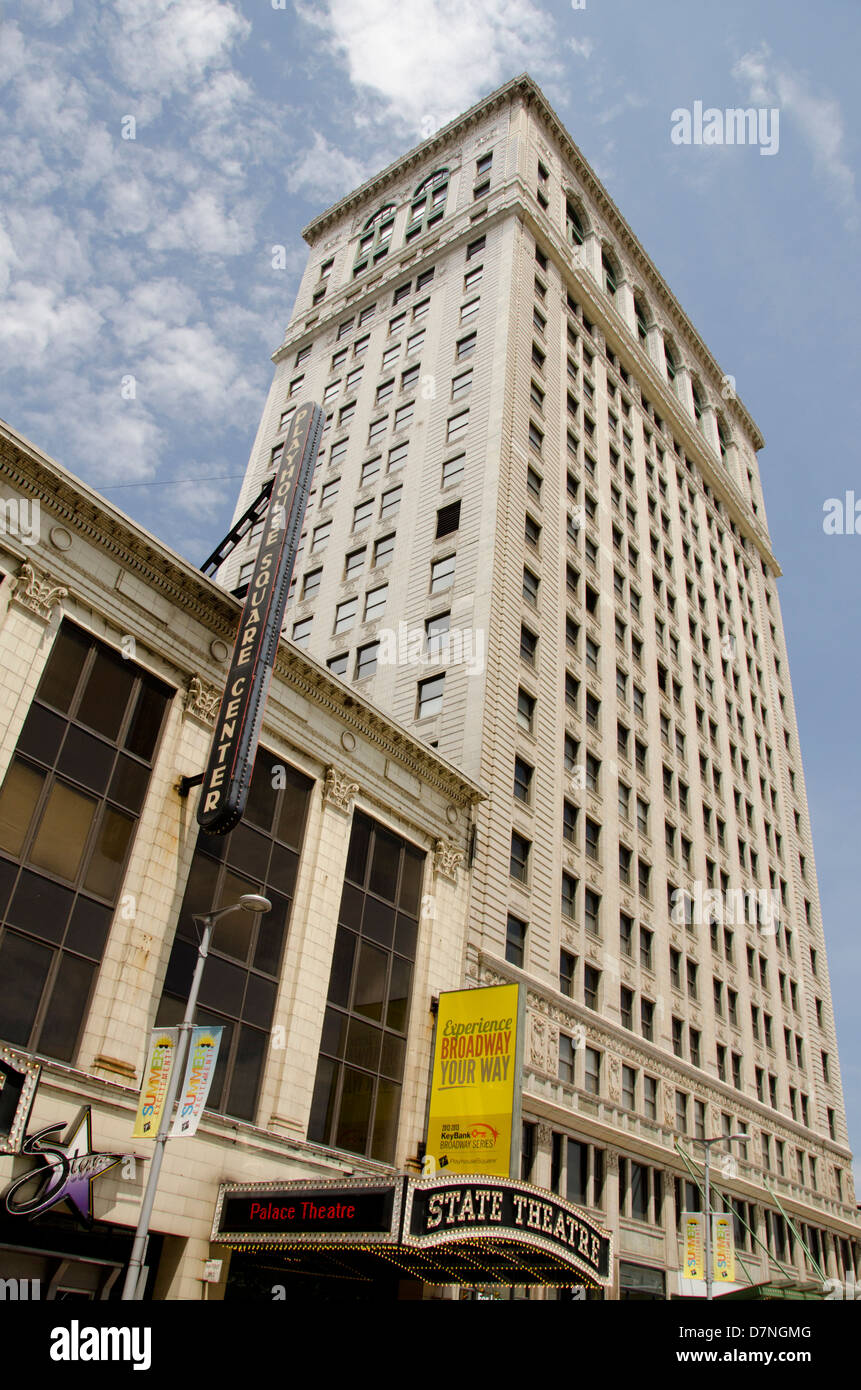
[
  {"left": 433, "top": 838, "right": 464, "bottom": 881},
  {"left": 322, "top": 766, "right": 359, "bottom": 814},
  {"left": 11, "top": 558, "right": 67, "bottom": 620},
  {"left": 184, "top": 675, "right": 222, "bottom": 727}
]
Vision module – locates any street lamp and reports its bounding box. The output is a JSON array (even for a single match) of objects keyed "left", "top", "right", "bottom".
[
  {"left": 695, "top": 1131, "right": 750, "bottom": 1301},
  {"left": 121, "top": 893, "right": 271, "bottom": 1300}
]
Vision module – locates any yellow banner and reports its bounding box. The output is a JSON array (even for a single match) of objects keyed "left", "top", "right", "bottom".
[
  {"left": 684, "top": 1213, "right": 705, "bottom": 1280},
  {"left": 425, "top": 984, "right": 520, "bottom": 1177},
  {"left": 132, "top": 1030, "right": 178, "bottom": 1138},
  {"left": 713, "top": 1214, "right": 735, "bottom": 1282}
]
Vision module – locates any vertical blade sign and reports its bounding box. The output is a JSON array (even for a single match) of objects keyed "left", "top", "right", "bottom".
[{"left": 197, "top": 401, "right": 324, "bottom": 834}]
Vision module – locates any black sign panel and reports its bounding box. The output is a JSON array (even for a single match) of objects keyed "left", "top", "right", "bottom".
[
  {"left": 0, "top": 1047, "right": 40, "bottom": 1154},
  {"left": 198, "top": 402, "right": 324, "bottom": 834},
  {"left": 408, "top": 1180, "right": 611, "bottom": 1279},
  {"left": 218, "top": 1187, "right": 397, "bottom": 1238}
]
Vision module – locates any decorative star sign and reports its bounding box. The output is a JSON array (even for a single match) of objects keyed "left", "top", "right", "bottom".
[{"left": 1, "top": 1106, "right": 124, "bottom": 1225}]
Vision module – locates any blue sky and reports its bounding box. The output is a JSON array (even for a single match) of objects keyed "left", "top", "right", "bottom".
[{"left": 2, "top": 0, "right": 860, "bottom": 1183}]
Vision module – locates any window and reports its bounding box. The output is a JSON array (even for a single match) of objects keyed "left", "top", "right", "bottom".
[
  {"left": 517, "top": 688, "right": 535, "bottom": 733},
  {"left": 373, "top": 533, "right": 395, "bottom": 568},
  {"left": 644, "top": 1075, "right": 657, "bottom": 1121},
  {"left": 464, "top": 265, "right": 483, "bottom": 291},
  {"left": 430, "top": 555, "right": 455, "bottom": 593},
  {"left": 424, "top": 612, "right": 450, "bottom": 664},
  {"left": 640, "top": 998, "right": 654, "bottom": 1041},
  {"left": 513, "top": 757, "right": 533, "bottom": 804},
  {"left": 585, "top": 817, "right": 600, "bottom": 861},
  {"left": 525, "top": 514, "right": 541, "bottom": 548},
  {"left": 460, "top": 298, "right": 480, "bottom": 324},
  {"left": 562, "top": 872, "right": 577, "bottom": 920},
  {"left": 520, "top": 625, "right": 537, "bottom": 666},
  {"left": 436, "top": 501, "right": 461, "bottom": 538},
  {"left": 417, "top": 673, "right": 445, "bottom": 719},
  {"left": 506, "top": 913, "right": 526, "bottom": 968},
  {"left": 388, "top": 441, "right": 408, "bottom": 472},
  {"left": 352, "top": 501, "right": 373, "bottom": 533},
  {"left": 301, "top": 568, "right": 322, "bottom": 599},
  {"left": 0, "top": 623, "right": 172, "bottom": 1063},
  {"left": 584, "top": 1047, "right": 601, "bottom": 1096},
  {"left": 361, "top": 457, "right": 382, "bottom": 487},
  {"left": 466, "top": 235, "right": 485, "bottom": 260},
  {"left": 353, "top": 204, "right": 395, "bottom": 275},
  {"left": 406, "top": 167, "right": 449, "bottom": 240},
  {"left": 621, "top": 987, "right": 634, "bottom": 1030},
  {"left": 312, "top": 521, "right": 331, "bottom": 551},
  {"left": 456, "top": 332, "right": 477, "bottom": 361},
  {"left": 559, "top": 1033, "right": 576, "bottom": 1085},
  {"left": 380, "top": 486, "right": 402, "bottom": 519},
  {"left": 442, "top": 454, "right": 465, "bottom": 488},
  {"left": 560, "top": 949, "right": 576, "bottom": 998},
  {"left": 334, "top": 598, "right": 358, "bottom": 634},
  {"left": 393, "top": 402, "right": 414, "bottom": 432},
  {"left": 584, "top": 888, "right": 601, "bottom": 936},
  {"left": 566, "top": 198, "right": 586, "bottom": 247},
  {"left": 308, "top": 811, "right": 423, "bottom": 1162},
  {"left": 447, "top": 411, "right": 469, "bottom": 443},
  {"left": 640, "top": 927, "right": 653, "bottom": 970},
  {"left": 320, "top": 477, "right": 340, "bottom": 508},
  {"left": 510, "top": 831, "right": 530, "bottom": 883},
  {"left": 363, "top": 585, "right": 388, "bottom": 624},
  {"left": 328, "top": 653, "right": 348, "bottom": 676},
  {"left": 352, "top": 641, "right": 378, "bottom": 680}
]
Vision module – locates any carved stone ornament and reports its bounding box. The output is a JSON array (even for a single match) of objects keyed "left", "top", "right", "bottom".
[
  {"left": 604, "top": 1148, "right": 620, "bottom": 1175},
  {"left": 322, "top": 766, "right": 359, "bottom": 814},
  {"left": 433, "top": 838, "right": 464, "bottom": 881},
  {"left": 536, "top": 1122, "right": 552, "bottom": 1147},
  {"left": 184, "top": 675, "right": 222, "bottom": 727},
  {"left": 607, "top": 1053, "right": 621, "bottom": 1103},
  {"left": 530, "top": 1015, "right": 547, "bottom": 1069},
  {"left": 12, "top": 559, "right": 67, "bottom": 620}
]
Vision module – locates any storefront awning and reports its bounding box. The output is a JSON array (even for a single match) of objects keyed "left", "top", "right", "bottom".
[{"left": 212, "top": 1174, "right": 613, "bottom": 1288}]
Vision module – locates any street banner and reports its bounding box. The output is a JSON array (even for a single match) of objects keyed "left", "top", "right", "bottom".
[
  {"left": 684, "top": 1212, "right": 705, "bottom": 1280},
  {"left": 713, "top": 1212, "right": 735, "bottom": 1282},
  {"left": 169, "top": 1027, "right": 223, "bottom": 1137},
  {"left": 132, "top": 1030, "right": 179, "bottom": 1138}
]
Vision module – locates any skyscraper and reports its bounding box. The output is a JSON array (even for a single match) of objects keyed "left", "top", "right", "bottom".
[{"left": 221, "top": 74, "right": 859, "bottom": 1296}]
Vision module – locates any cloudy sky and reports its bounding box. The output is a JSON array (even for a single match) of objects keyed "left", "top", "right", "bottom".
[{"left": 2, "top": 0, "right": 861, "bottom": 1180}]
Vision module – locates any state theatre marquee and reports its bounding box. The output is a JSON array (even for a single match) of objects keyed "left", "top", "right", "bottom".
[{"left": 212, "top": 1174, "right": 613, "bottom": 1288}]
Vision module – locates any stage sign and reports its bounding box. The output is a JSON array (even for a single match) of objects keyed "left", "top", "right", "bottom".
[
  {"left": 213, "top": 1178, "right": 400, "bottom": 1246},
  {"left": 425, "top": 983, "right": 523, "bottom": 1178},
  {"left": 198, "top": 401, "right": 324, "bottom": 834}
]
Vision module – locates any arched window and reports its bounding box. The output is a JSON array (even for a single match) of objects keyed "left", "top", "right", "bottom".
[
  {"left": 566, "top": 197, "right": 586, "bottom": 247},
  {"left": 717, "top": 415, "right": 732, "bottom": 468},
  {"left": 354, "top": 204, "right": 396, "bottom": 276},
  {"left": 602, "top": 250, "right": 619, "bottom": 299},
  {"left": 634, "top": 294, "right": 650, "bottom": 346},
  {"left": 406, "top": 168, "right": 449, "bottom": 242},
  {"left": 691, "top": 378, "right": 706, "bottom": 432},
  {"left": 664, "top": 338, "right": 679, "bottom": 392}
]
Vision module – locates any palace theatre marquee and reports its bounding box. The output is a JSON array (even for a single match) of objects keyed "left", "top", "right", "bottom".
[{"left": 213, "top": 1174, "right": 613, "bottom": 1290}]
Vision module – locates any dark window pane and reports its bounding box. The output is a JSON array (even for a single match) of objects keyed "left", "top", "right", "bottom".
[
  {"left": 327, "top": 928, "right": 357, "bottom": 1007},
  {"left": 7, "top": 871, "right": 73, "bottom": 943},
  {"left": 380, "top": 1032, "right": 405, "bottom": 1078},
  {"left": 386, "top": 956, "right": 412, "bottom": 1032},
  {"left": 242, "top": 973, "right": 276, "bottom": 1027},
  {"left": 345, "top": 1017, "right": 382, "bottom": 1071},
  {"left": 0, "top": 858, "right": 16, "bottom": 917},
  {"left": 108, "top": 755, "right": 150, "bottom": 814},
  {"left": 320, "top": 1006, "right": 347, "bottom": 1059},
  {"left": 38, "top": 953, "right": 94, "bottom": 1061},
  {"left": 199, "top": 954, "right": 246, "bottom": 1016},
  {"left": 225, "top": 1025, "right": 266, "bottom": 1121},
  {"left": 30, "top": 782, "right": 95, "bottom": 880},
  {"left": 244, "top": 752, "right": 278, "bottom": 832},
  {"left": 353, "top": 941, "right": 388, "bottom": 1022},
  {"left": 83, "top": 807, "right": 134, "bottom": 899},
  {"left": 371, "top": 1077, "right": 400, "bottom": 1163},
  {"left": 36, "top": 626, "right": 89, "bottom": 713},
  {"left": 65, "top": 897, "right": 112, "bottom": 959},
  {"left": 267, "top": 844, "right": 298, "bottom": 898},
  {"left": 124, "top": 681, "right": 169, "bottom": 761},
  {"left": 399, "top": 847, "right": 423, "bottom": 915},
  {"left": 251, "top": 894, "right": 287, "bottom": 976},
  {"left": 16, "top": 706, "right": 65, "bottom": 766},
  {"left": 335, "top": 1067, "right": 373, "bottom": 1155},
  {"left": 0, "top": 930, "right": 53, "bottom": 1044},
  {"left": 345, "top": 815, "right": 371, "bottom": 886},
  {"left": 0, "top": 760, "right": 44, "bottom": 857},
  {"left": 339, "top": 884, "right": 364, "bottom": 931},
  {"left": 369, "top": 828, "right": 399, "bottom": 901},
  {"left": 57, "top": 726, "right": 115, "bottom": 795},
  {"left": 394, "top": 913, "right": 418, "bottom": 960},
  {"left": 308, "top": 1057, "right": 338, "bottom": 1144},
  {"left": 227, "top": 824, "right": 271, "bottom": 883},
  {"left": 76, "top": 649, "right": 135, "bottom": 741},
  {"left": 162, "top": 938, "right": 198, "bottom": 999},
  {"left": 212, "top": 877, "right": 258, "bottom": 959},
  {"left": 274, "top": 767, "right": 312, "bottom": 849},
  {"left": 176, "top": 854, "right": 220, "bottom": 941},
  {"left": 196, "top": 830, "right": 226, "bottom": 861},
  {"left": 362, "top": 897, "right": 395, "bottom": 948}
]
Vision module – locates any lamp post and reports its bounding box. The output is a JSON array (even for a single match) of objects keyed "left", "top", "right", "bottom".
[
  {"left": 696, "top": 1131, "right": 750, "bottom": 1301},
  {"left": 121, "top": 893, "right": 271, "bottom": 1300}
]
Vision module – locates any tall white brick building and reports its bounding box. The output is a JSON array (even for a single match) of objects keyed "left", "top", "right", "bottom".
[{"left": 220, "top": 74, "right": 860, "bottom": 1297}]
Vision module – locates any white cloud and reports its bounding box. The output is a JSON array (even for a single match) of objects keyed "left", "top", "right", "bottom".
[
  {"left": 733, "top": 45, "right": 857, "bottom": 226},
  {"left": 286, "top": 130, "right": 369, "bottom": 202},
  {"left": 303, "top": 0, "right": 559, "bottom": 136},
  {"left": 106, "top": 0, "right": 251, "bottom": 115},
  {"left": 569, "top": 37, "right": 594, "bottom": 60}
]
